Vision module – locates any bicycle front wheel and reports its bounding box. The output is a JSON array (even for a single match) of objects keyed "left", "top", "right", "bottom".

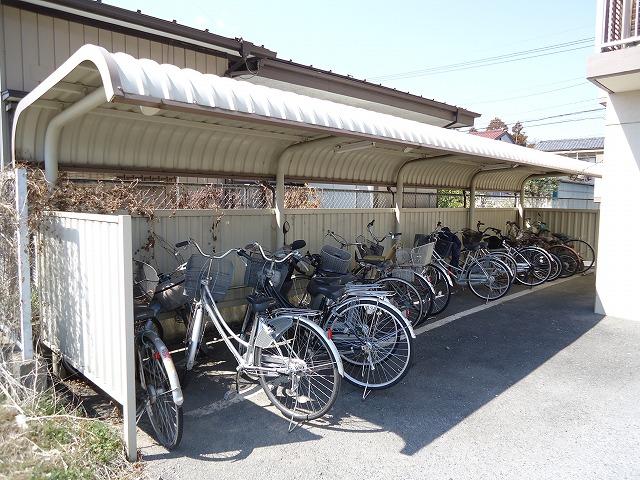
[
  {"left": 423, "top": 263, "right": 451, "bottom": 316},
  {"left": 514, "top": 247, "right": 551, "bottom": 286},
  {"left": 467, "top": 258, "right": 511, "bottom": 300},
  {"left": 138, "top": 338, "right": 183, "bottom": 450},
  {"left": 255, "top": 316, "right": 341, "bottom": 421}
]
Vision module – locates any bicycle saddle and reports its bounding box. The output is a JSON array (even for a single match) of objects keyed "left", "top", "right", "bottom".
[
  {"left": 246, "top": 294, "right": 276, "bottom": 313},
  {"left": 360, "top": 255, "right": 387, "bottom": 265},
  {"left": 314, "top": 273, "right": 357, "bottom": 285},
  {"left": 464, "top": 241, "right": 488, "bottom": 252},
  {"left": 134, "top": 305, "right": 156, "bottom": 321},
  {"left": 307, "top": 278, "right": 345, "bottom": 301}
]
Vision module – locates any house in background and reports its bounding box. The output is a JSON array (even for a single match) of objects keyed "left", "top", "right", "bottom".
[
  {"left": 469, "top": 129, "right": 515, "bottom": 143},
  {"left": 534, "top": 137, "right": 604, "bottom": 209}
]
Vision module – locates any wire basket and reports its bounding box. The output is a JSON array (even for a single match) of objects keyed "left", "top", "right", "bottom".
[
  {"left": 392, "top": 268, "right": 414, "bottom": 283},
  {"left": 243, "top": 251, "right": 287, "bottom": 290},
  {"left": 320, "top": 244, "right": 352, "bottom": 274},
  {"left": 132, "top": 260, "right": 159, "bottom": 303},
  {"left": 184, "top": 254, "right": 234, "bottom": 301}
]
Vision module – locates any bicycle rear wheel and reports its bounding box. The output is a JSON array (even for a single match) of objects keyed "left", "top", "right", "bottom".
[
  {"left": 375, "top": 277, "right": 423, "bottom": 327},
  {"left": 514, "top": 247, "right": 551, "bottom": 286},
  {"left": 325, "top": 298, "right": 413, "bottom": 390},
  {"left": 137, "top": 337, "right": 183, "bottom": 450},
  {"left": 255, "top": 316, "right": 341, "bottom": 421},
  {"left": 410, "top": 272, "right": 435, "bottom": 325},
  {"left": 547, "top": 245, "right": 579, "bottom": 278},
  {"left": 564, "top": 239, "right": 595, "bottom": 273},
  {"left": 547, "top": 253, "right": 562, "bottom": 281}
]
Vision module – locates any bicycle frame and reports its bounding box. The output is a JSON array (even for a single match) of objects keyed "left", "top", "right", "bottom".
[{"left": 431, "top": 248, "right": 496, "bottom": 286}]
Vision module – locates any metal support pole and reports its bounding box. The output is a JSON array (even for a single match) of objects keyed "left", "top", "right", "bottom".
[
  {"left": 468, "top": 182, "right": 476, "bottom": 229},
  {"left": 44, "top": 87, "right": 106, "bottom": 186},
  {"left": 518, "top": 186, "right": 526, "bottom": 227},
  {"left": 15, "top": 168, "right": 33, "bottom": 360}
]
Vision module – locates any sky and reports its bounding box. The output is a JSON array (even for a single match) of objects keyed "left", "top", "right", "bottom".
[{"left": 107, "top": 0, "right": 604, "bottom": 143}]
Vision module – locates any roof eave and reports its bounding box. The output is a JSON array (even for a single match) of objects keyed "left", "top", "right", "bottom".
[{"left": 248, "top": 58, "right": 479, "bottom": 127}]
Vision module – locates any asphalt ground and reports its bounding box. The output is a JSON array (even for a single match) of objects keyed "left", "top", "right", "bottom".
[{"left": 139, "top": 273, "right": 640, "bottom": 479}]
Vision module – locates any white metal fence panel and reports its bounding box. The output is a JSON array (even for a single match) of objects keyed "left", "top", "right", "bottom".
[
  {"left": 38, "top": 212, "right": 134, "bottom": 404},
  {"left": 473, "top": 208, "right": 520, "bottom": 232},
  {"left": 286, "top": 209, "right": 396, "bottom": 257},
  {"left": 524, "top": 208, "right": 600, "bottom": 252},
  {"left": 38, "top": 211, "right": 136, "bottom": 459},
  {"left": 402, "top": 209, "right": 468, "bottom": 244}
]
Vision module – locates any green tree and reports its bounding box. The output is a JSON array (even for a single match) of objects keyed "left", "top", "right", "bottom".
[
  {"left": 437, "top": 189, "right": 464, "bottom": 208},
  {"left": 511, "top": 121, "right": 528, "bottom": 146}
]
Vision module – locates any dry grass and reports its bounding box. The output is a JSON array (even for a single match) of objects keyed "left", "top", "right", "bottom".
[{"left": 0, "top": 361, "right": 142, "bottom": 480}]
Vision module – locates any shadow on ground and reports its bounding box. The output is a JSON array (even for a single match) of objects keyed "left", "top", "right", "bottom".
[{"left": 134, "top": 274, "right": 602, "bottom": 463}]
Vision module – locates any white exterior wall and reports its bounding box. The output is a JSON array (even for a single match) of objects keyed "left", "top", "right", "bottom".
[{"left": 595, "top": 91, "right": 640, "bottom": 321}]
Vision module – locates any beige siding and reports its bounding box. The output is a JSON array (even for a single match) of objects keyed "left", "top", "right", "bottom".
[
  {"left": 524, "top": 208, "right": 600, "bottom": 253},
  {"left": 1, "top": 5, "right": 228, "bottom": 92}
]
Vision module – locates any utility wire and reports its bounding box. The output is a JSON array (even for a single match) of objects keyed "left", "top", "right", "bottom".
[
  {"left": 524, "top": 115, "right": 605, "bottom": 128},
  {"left": 460, "top": 108, "right": 605, "bottom": 131},
  {"left": 371, "top": 38, "right": 594, "bottom": 81},
  {"left": 456, "top": 76, "right": 587, "bottom": 103}
]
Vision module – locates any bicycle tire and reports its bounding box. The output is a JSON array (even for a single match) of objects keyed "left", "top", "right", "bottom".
[
  {"left": 547, "top": 253, "right": 562, "bottom": 281},
  {"left": 138, "top": 337, "right": 183, "bottom": 450},
  {"left": 255, "top": 316, "right": 341, "bottom": 421},
  {"left": 410, "top": 271, "right": 435, "bottom": 325},
  {"left": 375, "top": 277, "right": 423, "bottom": 327},
  {"left": 467, "top": 257, "right": 511, "bottom": 301},
  {"left": 422, "top": 263, "right": 451, "bottom": 316},
  {"left": 563, "top": 239, "right": 595, "bottom": 273},
  {"left": 547, "top": 245, "right": 579, "bottom": 278},
  {"left": 514, "top": 247, "right": 551, "bottom": 286},
  {"left": 324, "top": 297, "right": 413, "bottom": 390},
  {"left": 485, "top": 251, "right": 517, "bottom": 285}
]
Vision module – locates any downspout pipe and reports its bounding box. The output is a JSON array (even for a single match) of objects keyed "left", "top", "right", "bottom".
[
  {"left": 275, "top": 136, "right": 337, "bottom": 247},
  {"left": 44, "top": 87, "right": 107, "bottom": 186}
]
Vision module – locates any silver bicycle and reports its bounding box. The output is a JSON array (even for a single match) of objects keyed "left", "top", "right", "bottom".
[{"left": 179, "top": 239, "right": 343, "bottom": 422}]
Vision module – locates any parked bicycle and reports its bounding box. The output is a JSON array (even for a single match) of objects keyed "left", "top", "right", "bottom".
[
  {"left": 177, "top": 239, "right": 343, "bottom": 422},
  {"left": 132, "top": 261, "right": 184, "bottom": 450}
]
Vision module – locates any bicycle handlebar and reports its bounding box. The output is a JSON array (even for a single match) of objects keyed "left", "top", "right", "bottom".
[{"left": 176, "top": 239, "right": 298, "bottom": 264}]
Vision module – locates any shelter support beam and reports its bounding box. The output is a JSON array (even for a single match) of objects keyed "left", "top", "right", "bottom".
[
  {"left": 275, "top": 137, "right": 337, "bottom": 247},
  {"left": 394, "top": 154, "right": 452, "bottom": 234},
  {"left": 44, "top": 87, "right": 107, "bottom": 186},
  {"left": 517, "top": 172, "right": 566, "bottom": 227}
]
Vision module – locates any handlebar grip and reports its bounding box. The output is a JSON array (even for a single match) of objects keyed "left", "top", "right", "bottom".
[
  {"left": 237, "top": 249, "right": 251, "bottom": 259},
  {"left": 175, "top": 241, "right": 189, "bottom": 248},
  {"left": 368, "top": 219, "right": 375, "bottom": 227}
]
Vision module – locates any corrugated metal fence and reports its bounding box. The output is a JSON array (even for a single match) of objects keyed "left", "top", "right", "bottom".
[
  {"left": 524, "top": 208, "right": 600, "bottom": 252},
  {"left": 38, "top": 212, "right": 136, "bottom": 459}
]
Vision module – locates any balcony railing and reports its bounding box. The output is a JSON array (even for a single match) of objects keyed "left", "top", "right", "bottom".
[{"left": 600, "top": 0, "right": 640, "bottom": 51}]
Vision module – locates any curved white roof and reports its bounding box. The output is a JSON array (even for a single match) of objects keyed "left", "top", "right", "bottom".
[{"left": 12, "top": 45, "right": 601, "bottom": 190}]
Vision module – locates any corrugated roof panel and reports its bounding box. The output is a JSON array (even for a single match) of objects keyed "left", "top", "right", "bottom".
[
  {"left": 12, "top": 45, "right": 601, "bottom": 191},
  {"left": 535, "top": 137, "right": 605, "bottom": 152}
]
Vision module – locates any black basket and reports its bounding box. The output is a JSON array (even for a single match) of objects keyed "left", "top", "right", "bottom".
[
  {"left": 243, "top": 251, "right": 288, "bottom": 290},
  {"left": 184, "top": 254, "right": 234, "bottom": 301},
  {"left": 461, "top": 229, "right": 483, "bottom": 248},
  {"left": 320, "top": 244, "right": 352, "bottom": 274},
  {"left": 434, "top": 237, "right": 453, "bottom": 258}
]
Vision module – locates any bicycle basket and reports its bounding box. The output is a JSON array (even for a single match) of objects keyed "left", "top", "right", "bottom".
[
  {"left": 392, "top": 267, "right": 414, "bottom": 283},
  {"left": 243, "top": 250, "right": 287, "bottom": 290},
  {"left": 411, "top": 242, "right": 435, "bottom": 267},
  {"left": 434, "top": 237, "right": 453, "bottom": 258},
  {"left": 184, "top": 254, "right": 234, "bottom": 301},
  {"left": 461, "top": 228, "right": 483, "bottom": 248},
  {"left": 320, "top": 244, "right": 352, "bottom": 274},
  {"left": 395, "top": 248, "right": 412, "bottom": 266},
  {"left": 132, "top": 260, "right": 159, "bottom": 303}
]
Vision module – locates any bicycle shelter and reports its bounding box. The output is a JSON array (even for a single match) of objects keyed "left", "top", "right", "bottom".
[{"left": 10, "top": 45, "right": 601, "bottom": 459}]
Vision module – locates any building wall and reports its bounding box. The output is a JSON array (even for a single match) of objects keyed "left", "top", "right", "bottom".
[
  {"left": 0, "top": 4, "right": 228, "bottom": 165},
  {"left": 595, "top": 91, "right": 640, "bottom": 321}
]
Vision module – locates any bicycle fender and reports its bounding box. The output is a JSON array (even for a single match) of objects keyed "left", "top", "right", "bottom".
[
  {"left": 142, "top": 330, "right": 184, "bottom": 407},
  {"left": 289, "top": 315, "right": 345, "bottom": 378}
]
